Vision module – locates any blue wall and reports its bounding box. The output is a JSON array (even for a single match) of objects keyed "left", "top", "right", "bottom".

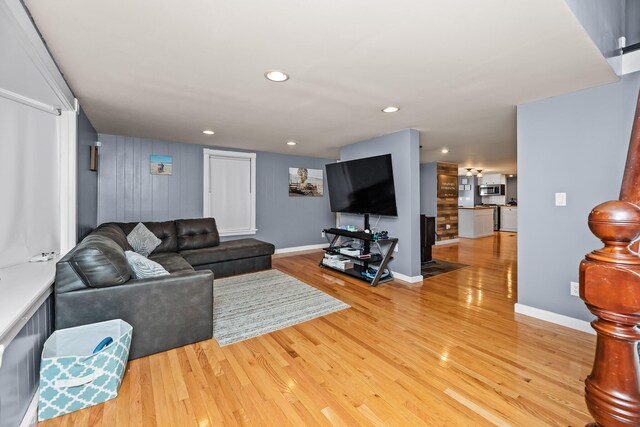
[
  {"left": 97, "top": 134, "right": 336, "bottom": 249},
  {"left": 77, "top": 108, "right": 98, "bottom": 241},
  {"left": 339, "top": 129, "right": 421, "bottom": 278},
  {"left": 517, "top": 71, "right": 640, "bottom": 321},
  {"left": 0, "top": 295, "right": 54, "bottom": 427},
  {"left": 564, "top": 0, "right": 625, "bottom": 59}
]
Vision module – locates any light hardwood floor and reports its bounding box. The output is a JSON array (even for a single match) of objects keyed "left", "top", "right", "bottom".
[{"left": 40, "top": 232, "right": 596, "bottom": 426}]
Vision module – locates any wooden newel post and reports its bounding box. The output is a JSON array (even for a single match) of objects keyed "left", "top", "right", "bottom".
[
  {"left": 579, "top": 92, "right": 640, "bottom": 426},
  {"left": 580, "top": 201, "right": 640, "bottom": 426}
]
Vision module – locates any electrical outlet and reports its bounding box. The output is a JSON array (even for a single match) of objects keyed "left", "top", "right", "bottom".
[
  {"left": 555, "top": 192, "right": 567, "bottom": 206},
  {"left": 445, "top": 224, "right": 451, "bottom": 230},
  {"left": 570, "top": 281, "right": 580, "bottom": 297},
  {"left": 394, "top": 244, "right": 399, "bottom": 252},
  {"left": 321, "top": 231, "right": 325, "bottom": 238}
]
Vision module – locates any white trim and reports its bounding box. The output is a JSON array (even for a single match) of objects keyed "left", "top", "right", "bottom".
[
  {"left": 391, "top": 271, "right": 424, "bottom": 283},
  {"left": 275, "top": 243, "right": 327, "bottom": 254},
  {"left": 19, "top": 390, "right": 38, "bottom": 427},
  {"left": 0, "top": 285, "right": 52, "bottom": 349},
  {"left": 0, "top": 0, "right": 74, "bottom": 110},
  {"left": 219, "top": 229, "right": 257, "bottom": 237},
  {"left": 514, "top": 303, "right": 595, "bottom": 335},
  {"left": 0, "top": 87, "right": 60, "bottom": 115},
  {"left": 622, "top": 49, "right": 640, "bottom": 76},
  {"left": 435, "top": 238, "right": 459, "bottom": 246},
  {"left": 58, "top": 109, "right": 77, "bottom": 253},
  {"left": 203, "top": 149, "right": 257, "bottom": 236}
]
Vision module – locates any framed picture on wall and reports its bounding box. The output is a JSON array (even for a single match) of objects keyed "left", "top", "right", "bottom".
[
  {"left": 289, "top": 167, "right": 323, "bottom": 196},
  {"left": 150, "top": 155, "right": 173, "bottom": 175}
]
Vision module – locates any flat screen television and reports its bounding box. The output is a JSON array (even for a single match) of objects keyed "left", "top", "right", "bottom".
[{"left": 325, "top": 154, "right": 398, "bottom": 216}]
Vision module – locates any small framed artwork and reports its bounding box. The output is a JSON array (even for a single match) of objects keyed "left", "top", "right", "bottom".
[
  {"left": 289, "top": 167, "right": 324, "bottom": 196},
  {"left": 458, "top": 185, "right": 464, "bottom": 191},
  {"left": 461, "top": 178, "right": 468, "bottom": 185},
  {"left": 150, "top": 155, "right": 173, "bottom": 175},
  {"left": 465, "top": 184, "right": 471, "bottom": 191}
]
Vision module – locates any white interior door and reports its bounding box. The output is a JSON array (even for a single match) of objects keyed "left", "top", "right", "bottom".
[{"left": 209, "top": 155, "right": 253, "bottom": 234}]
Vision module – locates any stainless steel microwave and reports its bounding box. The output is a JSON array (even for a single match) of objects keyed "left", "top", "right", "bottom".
[{"left": 478, "top": 184, "right": 505, "bottom": 196}]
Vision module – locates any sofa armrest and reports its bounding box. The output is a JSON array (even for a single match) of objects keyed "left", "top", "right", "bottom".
[{"left": 55, "top": 270, "right": 214, "bottom": 359}]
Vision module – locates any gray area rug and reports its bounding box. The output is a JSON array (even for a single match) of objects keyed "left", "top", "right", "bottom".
[{"left": 213, "top": 269, "right": 350, "bottom": 346}]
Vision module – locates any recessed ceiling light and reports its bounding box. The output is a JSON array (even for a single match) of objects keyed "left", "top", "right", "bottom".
[
  {"left": 441, "top": 148, "right": 449, "bottom": 154},
  {"left": 509, "top": 174, "right": 514, "bottom": 177},
  {"left": 202, "top": 130, "right": 214, "bottom": 135},
  {"left": 382, "top": 106, "right": 400, "bottom": 113},
  {"left": 265, "top": 70, "right": 289, "bottom": 82},
  {"left": 286, "top": 141, "right": 297, "bottom": 146}
]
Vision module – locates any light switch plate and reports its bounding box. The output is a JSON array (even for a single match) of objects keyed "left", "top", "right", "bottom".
[
  {"left": 555, "top": 192, "right": 567, "bottom": 206},
  {"left": 570, "top": 281, "right": 579, "bottom": 296}
]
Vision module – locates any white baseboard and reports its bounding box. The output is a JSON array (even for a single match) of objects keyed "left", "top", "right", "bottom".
[
  {"left": 392, "top": 271, "right": 424, "bottom": 284},
  {"left": 274, "top": 243, "right": 326, "bottom": 254},
  {"left": 20, "top": 390, "right": 38, "bottom": 427},
  {"left": 435, "top": 239, "right": 459, "bottom": 246},
  {"left": 514, "top": 303, "right": 595, "bottom": 335}
]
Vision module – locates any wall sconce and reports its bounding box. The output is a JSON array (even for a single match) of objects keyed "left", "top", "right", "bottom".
[
  {"left": 90, "top": 141, "right": 101, "bottom": 172},
  {"left": 465, "top": 168, "right": 473, "bottom": 176},
  {"left": 477, "top": 169, "right": 483, "bottom": 178}
]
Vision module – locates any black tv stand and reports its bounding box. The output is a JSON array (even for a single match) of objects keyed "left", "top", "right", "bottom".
[{"left": 320, "top": 227, "right": 398, "bottom": 287}]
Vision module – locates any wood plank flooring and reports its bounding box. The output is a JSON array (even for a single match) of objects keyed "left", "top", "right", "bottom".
[{"left": 39, "top": 232, "right": 596, "bottom": 426}]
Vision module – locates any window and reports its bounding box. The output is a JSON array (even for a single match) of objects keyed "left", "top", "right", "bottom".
[{"left": 203, "top": 149, "right": 257, "bottom": 236}]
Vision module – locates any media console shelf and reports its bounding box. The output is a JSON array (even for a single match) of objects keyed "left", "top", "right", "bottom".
[{"left": 320, "top": 228, "right": 398, "bottom": 287}]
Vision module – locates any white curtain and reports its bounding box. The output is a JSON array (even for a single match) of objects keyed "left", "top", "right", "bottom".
[{"left": 0, "top": 96, "right": 60, "bottom": 268}]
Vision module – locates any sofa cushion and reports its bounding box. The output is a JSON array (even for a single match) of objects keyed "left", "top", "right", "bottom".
[
  {"left": 149, "top": 252, "right": 195, "bottom": 273},
  {"left": 92, "top": 223, "right": 133, "bottom": 252},
  {"left": 176, "top": 218, "right": 220, "bottom": 250},
  {"left": 125, "top": 251, "right": 170, "bottom": 279},
  {"left": 127, "top": 223, "right": 162, "bottom": 257},
  {"left": 115, "top": 221, "right": 178, "bottom": 253},
  {"left": 179, "top": 238, "right": 275, "bottom": 266},
  {"left": 68, "top": 234, "right": 131, "bottom": 288}
]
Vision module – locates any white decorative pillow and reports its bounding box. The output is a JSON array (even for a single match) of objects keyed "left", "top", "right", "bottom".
[
  {"left": 127, "top": 222, "right": 161, "bottom": 257},
  {"left": 125, "top": 251, "right": 170, "bottom": 279}
]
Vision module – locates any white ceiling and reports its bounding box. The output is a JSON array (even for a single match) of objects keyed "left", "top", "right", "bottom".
[{"left": 24, "top": 0, "right": 617, "bottom": 174}]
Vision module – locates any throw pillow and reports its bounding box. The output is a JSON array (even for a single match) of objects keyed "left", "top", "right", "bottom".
[
  {"left": 127, "top": 222, "right": 161, "bottom": 257},
  {"left": 125, "top": 251, "right": 170, "bottom": 279}
]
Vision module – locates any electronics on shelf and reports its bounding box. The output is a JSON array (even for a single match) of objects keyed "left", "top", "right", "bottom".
[
  {"left": 320, "top": 228, "right": 398, "bottom": 287},
  {"left": 29, "top": 252, "right": 57, "bottom": 262}
]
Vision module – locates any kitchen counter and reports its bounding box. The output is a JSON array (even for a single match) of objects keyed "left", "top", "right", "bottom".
[
  {"left": 458, "top": 206, "right": 495, "bottom": 210},
  {"left": 458, "top": 207, "right": 494, "bottom": 239}
]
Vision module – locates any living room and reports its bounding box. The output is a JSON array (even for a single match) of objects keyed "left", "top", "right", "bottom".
[{"left": 2, "top": 1, "right": 640, "bottom": 426}]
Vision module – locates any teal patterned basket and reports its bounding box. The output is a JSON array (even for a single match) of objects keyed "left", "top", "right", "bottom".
[{"left": 38, "top": 319, "right": 132, "bottom": 421}]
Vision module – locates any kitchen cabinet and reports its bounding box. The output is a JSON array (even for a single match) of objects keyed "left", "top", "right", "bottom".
[
  {"left": 459, "top": 207, "right": 494, "bottom": 238},
  {"left": 500, "top": 206, "right": 517, "bottom": 232},
  {"left": 480, "top": 174, "right": 505, "bottom": 185}
]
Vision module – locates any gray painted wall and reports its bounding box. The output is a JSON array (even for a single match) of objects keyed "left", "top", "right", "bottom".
[
  {"left": 77, "top": 108, "right": 98, "bottom": 241},
  {"left": 0, "top": 295, "right": 53, "bottom": 427},
  {"left": 97, "top": 134, "right": 335, "bottom": 249},
  {"left": 564, "top": 0, "right": 625, "bottom": 59},
  {"left": 517, "top": 71, "right": 640, "bottom": 321},
  {"left": 339, "top": 129, "right": 421, "bottom": 278},
  {"left": 420, "top": 163, "right": 437, "bottom": 215},
  {"left": 506, "top": 176, "right": 518, "bottom": 203},
  {"left": 627, "top": 0, "right": 640, "bottom": 46}
]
